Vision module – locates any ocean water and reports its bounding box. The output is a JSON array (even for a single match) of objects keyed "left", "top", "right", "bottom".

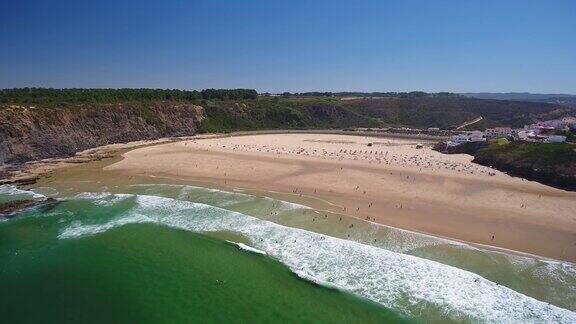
[{"left": 1, "top": 184, "right": 575, "bottom": 323}]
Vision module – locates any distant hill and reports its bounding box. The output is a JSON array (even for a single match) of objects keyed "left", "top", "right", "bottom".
[
  {"left": 193, "top": 96, "right": 574, "bottom": 132},
  {"left": 461, "top": 92, "right": 576, "bottom": 101},
  {"left": 337, "top": 97, "right": 573, "bottom": 129},
  {"left": 462, "top": 92, "right": 576, "bottom": 108}
]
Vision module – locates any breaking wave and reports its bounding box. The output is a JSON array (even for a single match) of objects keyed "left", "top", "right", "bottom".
[
  {"left": 58, "top": 192, "right": 576, "bottom": 323},
  {"left": 0, "top": 185, "right": 46, "bottom": 200}
]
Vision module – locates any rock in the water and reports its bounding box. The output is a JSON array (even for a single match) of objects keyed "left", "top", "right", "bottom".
[{"left": 0, "top": 198, "right": 58, "bottom": 218}]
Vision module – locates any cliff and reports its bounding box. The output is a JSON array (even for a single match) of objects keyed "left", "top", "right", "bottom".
[
  {"left": 2, "top": 88, "right": 575, "bottom": 186},
  {"left": 0, "top": 102, "right": 204, "bottom": 164}
]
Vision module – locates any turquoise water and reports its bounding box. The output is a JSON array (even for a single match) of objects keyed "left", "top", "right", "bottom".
[{"left": 1, "top": 184, "right": 575, "bottom": 323}]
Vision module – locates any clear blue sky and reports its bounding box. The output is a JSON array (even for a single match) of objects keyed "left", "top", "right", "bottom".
[{"left": 1, "top": 0, "right": 575, "bottom": 93}]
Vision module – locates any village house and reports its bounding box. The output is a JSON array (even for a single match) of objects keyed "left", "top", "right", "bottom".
[
  {"left": 517, "top": 130, "right": 529, "bottom": 141},
  {"left": 525, "top": 123, "right": 555, "bottom": 135},
  {"left": 468, "top": 130, "right": 485, "bottom": 142},
  {"left": 484, "top": 127, "right": 513, "bottom": 139},
  {"left": 527, "top": 117, "right": 576, "bottom": 132},
  {"left": 541, "top": 119, "right": 565, "bottom": 129},
  {"left": 444, "top": 116, "right": 574, "bottom": 147},
  {"left": 446, "top": 131, "right": 485, "bottom": 147},
  {"left": 546, "top": 135, "right": 567, "bottom": 143},
  {"left": 562, "top": 116, "right": 576, "bottom": 130}
]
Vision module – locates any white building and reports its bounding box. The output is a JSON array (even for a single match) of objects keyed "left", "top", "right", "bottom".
[
  {"left": 484, "top": 127, "right": 513, "bottom": 139},
  {"left": 469, "top": 130, "right": 485, "bottom": 142},
  {"left": 546, "top": 135, "right": 567, "bottom": 143},
  {"left": 447, "top": 131, "right": 485, "bottom": 146},
  {"left": 517, "top": 130, "right": 529, "bottom": 140},
  {"left": 448, "top": 134, "right": 470, "bottom": 146}
]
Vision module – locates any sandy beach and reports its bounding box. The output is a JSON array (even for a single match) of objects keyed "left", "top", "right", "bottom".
[{"left": 106, "top": 133, "right": 576, "bottom": 262}]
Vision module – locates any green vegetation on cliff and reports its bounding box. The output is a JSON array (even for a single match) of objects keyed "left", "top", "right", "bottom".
[
  {"left": 195, "top": 96, "right": 573, "bottom": 132},
  {"left": 438, "top": 139, "right": 576, "bottom": 191},
  {"left": 476, "top": 140, "right": 576, "bottom": 169},
  {"left": 275, "top": 91, "right": 460, "bottom": 98},
  {"left": 0, "top": 88, "right": 257, "bottom": 106},
  {"left": 2, "top": 88, "right": 573, "bottom": 132},
  {"left": 196, "top": 97, "right": 379, "bottom": 132}
]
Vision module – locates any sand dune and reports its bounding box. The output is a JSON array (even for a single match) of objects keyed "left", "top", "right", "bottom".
[{"left": 107, "top": 133, "right": 576, "bottom": 262}]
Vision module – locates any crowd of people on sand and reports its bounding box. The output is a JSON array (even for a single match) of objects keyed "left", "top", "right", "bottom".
[
  {"left": 188, "top": 138, "right": 500, "bottom": 178},
  {"left": 182, "top": 138, "right": 546, "bottom": 222},
  {"left": 181, "top": 137, "right": 552, "bottom": 248}
]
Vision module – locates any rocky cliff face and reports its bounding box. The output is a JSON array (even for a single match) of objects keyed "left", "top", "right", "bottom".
[{"left": 0, "top": 102, "right": 204, "bottom": 164}]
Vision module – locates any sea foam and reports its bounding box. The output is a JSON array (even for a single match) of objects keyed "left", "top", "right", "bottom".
[
  {"left": 226, "top": 240, "right": 267, "bottom": 255},
  {"left": 133, "top": 183, "right": 311, "bottom": 212},
  {"left": 57, "top": 192, "right": 576, "bottom": 323},
  {"left": 0, "top": 185, "right": 46, "bottom": 200}
]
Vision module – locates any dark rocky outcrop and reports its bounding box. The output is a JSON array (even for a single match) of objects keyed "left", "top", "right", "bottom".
[
  {"left": 433, "top": 141, "right": 485, "bottom": 155},
  {"left": 0, "top": 198, "right": 59, "bottom": 218}
]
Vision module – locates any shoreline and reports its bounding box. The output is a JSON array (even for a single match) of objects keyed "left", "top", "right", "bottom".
[
  {"left": 4, "top": 130, "right": 575, "bottom": 262},
  {"left": 106, "top": 132, "right": 576, "bottom": 262},
  {"left": 96, "top": 171, "right": 570, "bottom": 264},
  {"left": 108, "top": 166, "right": 573, "bottom": 264}
]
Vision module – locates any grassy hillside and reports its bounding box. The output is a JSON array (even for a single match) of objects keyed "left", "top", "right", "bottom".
[
  {"left": 476, "top": 140, "right": 576, "bottom": 169},
  {"left": 196, "top": 96, "right": 573, "bottom": 132},
  {"left": 462, "top": 93, "right": 576, "bottom": 108},
  {"left": 338, "top": 97, "right": 572, "bottom": 129},
  {"left": 196, "top": 97, "right": 380, "bottom": 132},
  {"left": 2, "top": 89, "right": 573, "bottom": 133}
]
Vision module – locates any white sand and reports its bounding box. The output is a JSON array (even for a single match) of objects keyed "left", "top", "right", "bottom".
[{"left": 107, "top": 133, "right": 576, "bottom": 261}]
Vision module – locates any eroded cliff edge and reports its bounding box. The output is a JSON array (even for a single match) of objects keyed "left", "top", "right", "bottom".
[{"left": 0, "top": 102, "right": 204, "bottom": 164}]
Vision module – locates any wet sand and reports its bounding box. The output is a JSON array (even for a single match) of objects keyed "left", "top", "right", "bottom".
[{"left": 106, "top": 133, "right": 576, "bottom": 262}]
